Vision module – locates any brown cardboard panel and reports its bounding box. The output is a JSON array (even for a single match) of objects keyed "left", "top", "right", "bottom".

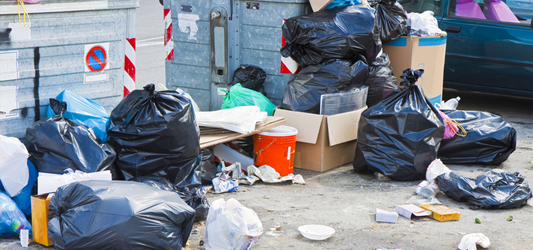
[
  {"left": 31, "top": 195, "right": 53, "bottom": 246},
  {"left": 326, "top": 107, "right": 365, "bottom": 146},
  {"left": 322, "top": 140, "right": 357, "bottom": 171},
  {"left": 309, "top": 0, "right": 334, "bottom": 12},
  {"left": 274, "top": 109, "right": 323, "bottom": 144}
]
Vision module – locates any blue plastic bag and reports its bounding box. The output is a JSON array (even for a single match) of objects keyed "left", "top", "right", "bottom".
[
  {"left": 324, "top": 0, "right": 361, "bottom": 9},
  {"left": 46, "top": 90, "right": 110, "bottom": 143},
  {"left": 0, "top": 192, "right": 32, "bottom": 238},
  {"left": 0, "top": 160, "right": 37, "bottom": 217}
]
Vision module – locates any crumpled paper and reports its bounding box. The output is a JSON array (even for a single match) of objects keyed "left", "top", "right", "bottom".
[{"left": 458, "top": 233, "right": 490, "bottom": 250}]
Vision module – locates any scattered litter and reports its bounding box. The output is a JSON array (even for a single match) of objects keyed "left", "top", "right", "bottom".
[
  {"left": 426, "top": 159, "right": 451, "bottom": 182},
  {"left": 436, "top": 169, "right": 532, "bottom": 209},
  {"left": 375, "top": 208, "right": 398, "bottom": 223},
  {"left": 19, "top": 229, "right": 28, "bottom": 247},
  {"left": 406, "top": 195, "right": 441, "bottom": 206},
  {"left": 298, "top": 225, "right": 335, "bottom": 241},
  {"left": 475, "top": 218, "right": 481, "bottom": 224},
  {"left": 419, "top": 204, "right": 460, "bottom": 222},
  {"left": 415, "top": 181, "right": 439, "bottom": 198},
  {"left": 268, "top": 209, "right": 275, "bottom": 212},
  {"left": 396, "top": 204, "right": 431, "bottom": 220},
  {"left": 205, "top": 198, "right": 263, "bottom": 250},
  {"left": 199, "top": 240, "right": 204, "bottom": 246},
  {"left": 507, "top": 215, "right": 513, "bottom": 221},
  {"left": 458, "top": 233, "right": 490, "bottom": 250},
  {"left": 48, "top": 180, "right": 195, "bottom": 249},
  {"left": 191, "top": 229, "right": 199, "bottom": 235}
]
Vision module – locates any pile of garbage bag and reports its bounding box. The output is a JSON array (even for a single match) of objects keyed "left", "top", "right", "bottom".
[
  {"left": 48, "top": 180, "right": 196, "bottom": 249},
  {"left": 353, "top": 69, "right": 444, "bottom": 180},
  {"left": 108, "top": 84, "right": 201, "bottom": 187}
]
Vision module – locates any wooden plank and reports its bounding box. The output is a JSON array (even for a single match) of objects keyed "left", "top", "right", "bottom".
[{"left": 200, "top": 116, "right": 286, "bottom": 149}]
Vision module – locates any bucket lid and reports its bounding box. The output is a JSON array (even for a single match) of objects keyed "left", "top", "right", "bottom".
[{"left": 259, "top": 125, "right": 298, "bottom": 137}]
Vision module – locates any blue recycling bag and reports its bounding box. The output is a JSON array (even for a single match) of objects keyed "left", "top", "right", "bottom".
[
  {"left": 46, "top": 90, "right": 110, "bottom": 143},
  {"left": 324, "top": 0, "right": 361, "bottom": 9},
  {"left": 0, "top": 191, "right": 32, "bottom": 238},
  {"left": 0, "top": 160, "right": 38, "bottom": 217}
]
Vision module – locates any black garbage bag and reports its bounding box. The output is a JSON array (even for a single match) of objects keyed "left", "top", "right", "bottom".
[
  {"left": 133, "top": 176, "right": 210, "bottom": 222},
  {"left": 353, "top": 69, "right": 445, "bottom": 180},
  {"left": 199, "top": 147, "right": 218, "bottom": 185},
  {"left": 108, "top": 84, "right": 201, "bottom": 187},
  {"left": 48, "top": 180, "right": 196, "bottom": 250},
  {"left": 372, "top": 0, "right": 407, "bottom": 43},
  {"left": 26, "top": 99, "right": 116, "bottom": 174},
  {"left": 436, "top": 170, "right": 532, "bottom": 209},
  {"left": 437, "top": 110, "right": 517, "bottom": 165},
  {"left": 231, "top": 64, "right": 267, "bottom": 96},
  {"left": 281, "top": 5, "right": 381, "bottom": 67},
  {"left": 355, "top": 51, "right": 397, "bottom": 107},
  {"left": 281, "top": 59, "right": 368, "bottom": 113}
]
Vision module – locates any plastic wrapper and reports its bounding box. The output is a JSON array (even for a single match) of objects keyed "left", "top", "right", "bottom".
[
  {"left": 356, "top": 51, "right": 397, "bottom": 107},
  {"left": 458, "top": 233, "right": 491, "bottom": 250},
  {"left": 46, "top": 90, "right": 110, "bottom": 143},
  {"left": 134, "top": 176, "right": 209, "bottom": 222},
  {"left": 27, "top": 99, "right": 116, "bottom": 174},
  {"left": 281, "top": 5, "right": 381, "bottom": 67},
  {"left": 281, "top": 59, "right": 368, "bottom": 113},
  {"left": 221, "top": 84, "right": 277, "bottom": 116},
  {"left": 231, "top": 64, "right": 267, "bottom": 96},
  {"left": 320, "top": 86, "right": 368, "bottom": 115},
  {"left": 48, "top": 180, "right": 195, "bottom": 249},
  {"left": 0, "top": 135, "right": 29, "bottom": 197},
  {"left": 108, "top": 84, "right": 201, "bottom": 188},
  {"left": 437, "top": 110, "right": 516, "bottom": 165},
  {"left": 0, "top": 192, "right": 32, "bottom": 238},
  {"left": 0, "top": 160, "right": 37, "bottom": 216},
  {"left": 406, "top": 11, "right": 447, "bottom": 37},
  {"left": 205, "top": 198, "right": 263, "bottom": 250},
  {"left": 372, "top": 0, "right": 407, "bottom": 42},
  {"left": 436, "top": 170, "right": 532, "bottom": 209},
  {"left": 353, "top": 69, "right": 445, "bottom": 181}
]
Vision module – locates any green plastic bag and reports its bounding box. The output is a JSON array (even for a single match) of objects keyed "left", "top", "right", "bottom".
[{"left": 221, "top": 83, "right": 277, "bottom": 116}]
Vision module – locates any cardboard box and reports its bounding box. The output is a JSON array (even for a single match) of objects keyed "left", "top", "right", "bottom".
[
  {"left": 273, "top": 107, "right": 365, "bottom": 172},
  {"left": 375, "top": 208, "right": 398, "bottom": 223},
  {"left": 396, "top": 204, "right": 432, "bottom": 219},
  {"left": 420, "top": 204, "right": 461, "bottom": 222},
  {"left": 31, "top": 194, "right": 53, "bottom": 246},
  {"left": 382, "top": 36, "right": 447, "bottom": 107},
  {"left": 309, "top": 0, "right": 334, "bottom": 12}
]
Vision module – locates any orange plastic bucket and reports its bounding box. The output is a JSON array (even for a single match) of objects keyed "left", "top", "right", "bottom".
[{"left": 253, "top": 125, "right": 298, "bottom": 176}]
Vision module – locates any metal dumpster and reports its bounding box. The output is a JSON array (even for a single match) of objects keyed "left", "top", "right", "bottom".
[
  {"left": 164, "top": 0, "right": 310, "bottom": 111},
  {"left": 0, "top": 0, "right": 139, "bottom": 138}
]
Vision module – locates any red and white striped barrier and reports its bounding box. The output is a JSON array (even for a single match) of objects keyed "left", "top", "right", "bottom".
[
  {"left": 164, "top": 8, "right": 174, "bottom": 61},
  {"left": 124, "top": 38, "right": 136, "bottom": 96},
  {"left": 280, "top": 19, "right": 300, "bottom": 75}
]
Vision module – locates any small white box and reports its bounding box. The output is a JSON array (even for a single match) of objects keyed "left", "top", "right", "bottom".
[
  {"left": 375, "top": 208, "right": 398, "bottom": 223},
  {"left": 396, "top": 204, "right": 432, "bottom": 219}
]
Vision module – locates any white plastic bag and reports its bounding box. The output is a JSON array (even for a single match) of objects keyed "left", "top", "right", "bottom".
[
  {"left": 0, "top": 135, "right": 29, "bottom": 197},
  {"left": 426, "top": 159, "right": 451, "bottom": 182},
  {"left": 407, "top": 11, "right": 447, "bottom": 37},
  {"left": 206, "top": 198, "right": 263, "bottom": 250},
  {"left": 458, "top": 233, "right": 490, "bottom": 250}
]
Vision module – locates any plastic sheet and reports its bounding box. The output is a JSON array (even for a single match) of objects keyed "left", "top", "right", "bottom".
[
  {"left": 48, "top": 180, "right": 195, "bottom": 249},
  {"left": 281, "top": 59, "right": 368, "bottom": 113},
  {"left": 134, "top": 176, "right": 209, "bottom": 222},
  {"left": 108, "top": 84, "right": 201, "bottom": 188},
  {"left": 437, "top": 110, "right": 516, "bottom": 165},
  {"left": 221, "top": 84, "right": 277, "bottom": 116},
  {"left": 46, "top": 90, "right": 110, "bottom": 143},
  {"left": 353, "top": 69, "right": 445, "bottom": 181},
  {"left": 27, "top": 99, "right": 116, "bottom": 174},
  {"left": 281, "top": 5, "right": 381, "bottom": 67},
  {"left": 372, "top": 0, "right": 407, "bottom": 42},
  {"left": 357, "top": 51, "right": 397, "bottom": 107},
  {"left": 231, "top": 64, "right": 267, "bottom": 96},
  {"left": 205, "top": 198, "right": 263, "bottom": 250},
  {"left": 0, "top": 192, "right": 32, "bottom": 238},
  {"left": 436, "top": 170, "right": 532, "bottom": 209},
  {"left": 0, "top": 135, "right": 29, "bottom": 197},
  {"left": 0, "top": 160, "right": 37, "bottom": 216}
]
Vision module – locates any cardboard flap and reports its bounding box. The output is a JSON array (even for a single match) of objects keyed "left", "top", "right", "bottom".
[
  {"left": 273, "top": 109, "right": 323, "bottom": 144},
  {"left": 326, "top": 107, "right": 366, "bottom": 146}
]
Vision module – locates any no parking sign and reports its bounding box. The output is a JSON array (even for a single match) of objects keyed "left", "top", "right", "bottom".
[{"left": 84, "top": 43, "right": 110, "bottom": 72}]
